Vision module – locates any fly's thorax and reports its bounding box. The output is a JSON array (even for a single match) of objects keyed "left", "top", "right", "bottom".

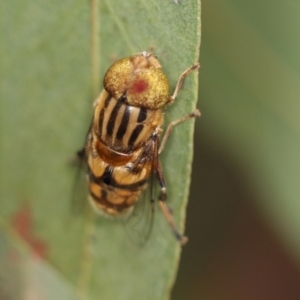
[
  {"left": 93, "top": 90, "right": 163, "bottom": 152},
  {"left": 103, "top": 52, "right": 170, "bottom": 109}
]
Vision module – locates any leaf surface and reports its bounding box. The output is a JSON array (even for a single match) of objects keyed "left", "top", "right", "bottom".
[{"left": 0, "top": 1, "right": 201, "bottom": 299}]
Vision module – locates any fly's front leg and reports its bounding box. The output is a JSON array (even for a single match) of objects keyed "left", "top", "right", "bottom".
[
  {"left": 159, "top": 110, "right": 200, "bottom": 154},
  {"left": 155, "top": 161, "right": 188, "bottom": 245}
]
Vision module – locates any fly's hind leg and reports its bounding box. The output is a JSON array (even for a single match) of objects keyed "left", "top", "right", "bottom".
[
  {"left": 155, "top": 161, "right": 188, "bottom": 246},
  {"left": 157, "top": 110, "right": 199, "bottom": 244},
  {"left": 156, "top": 109, "right": 200, "bottom": 244}
]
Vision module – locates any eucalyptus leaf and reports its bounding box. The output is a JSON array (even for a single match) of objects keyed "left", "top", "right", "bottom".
[{"left": 0, "top": 1, "right": 201, "bottom": 299}]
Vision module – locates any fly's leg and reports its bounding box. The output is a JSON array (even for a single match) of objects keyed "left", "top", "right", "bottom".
[
  {"left": 159, "top": 109, "right": 200, "bottom": 154},
  {"left": 169, "top": 63, "right": 200, "bottom": 104},
  {"left": 156, "top": 109, "right": 200, "bottom": 244},
  {"left": 155, "top": 161, "right": 188, "bottom": 245},
  {"left": 159, "top": 62, "right": 200, "bottom": 154},
  {"left": 155, "top": 63, "right": 200, "bottom": 244}
]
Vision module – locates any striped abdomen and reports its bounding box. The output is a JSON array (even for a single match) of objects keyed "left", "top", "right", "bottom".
[{"left": 86, "top": 159, "right": 152, "bottom": 216}]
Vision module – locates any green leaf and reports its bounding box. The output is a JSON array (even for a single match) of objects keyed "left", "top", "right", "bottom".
[{"left": 0, "top": 1, "right": 200, "bottom": 299}]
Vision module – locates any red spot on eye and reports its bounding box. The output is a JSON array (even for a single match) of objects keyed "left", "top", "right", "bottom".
[
  {"left": 11, "top": 204, "right": 48, "bottom": 259},
  {"left": 131, "top": 79, "right": 148, "bottom": 94}
]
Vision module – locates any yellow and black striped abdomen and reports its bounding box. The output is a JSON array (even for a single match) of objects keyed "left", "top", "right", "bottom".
[
  {"left": 92, "top": 90, "right": 163, "bottom": 152},
  {"left": 86, "top": 137, "right": 153, "bottom": 216}
]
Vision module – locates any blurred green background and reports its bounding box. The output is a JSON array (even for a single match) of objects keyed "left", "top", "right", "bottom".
[{"left": 174, "top": 1, "right": 300, "bottom": 299}]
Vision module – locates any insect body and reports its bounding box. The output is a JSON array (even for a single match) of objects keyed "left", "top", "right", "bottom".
[{"left": 81, "top": 51, "right": 199, "bottom": 245}]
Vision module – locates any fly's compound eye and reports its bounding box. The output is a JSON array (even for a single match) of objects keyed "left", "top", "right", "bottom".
[
  {"left": 103, "top": 57, "right": 133, "bottom": 100},
  {"left": 126, "top": 67, "right": 170, "bottom": 109},
  {"left": 104, "top": 54, "right": 170, "bottom": 109}
]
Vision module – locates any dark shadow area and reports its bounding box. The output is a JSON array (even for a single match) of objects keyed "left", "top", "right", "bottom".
[{"left": 173, "top": 127, "right": 300, "bottom": 300}]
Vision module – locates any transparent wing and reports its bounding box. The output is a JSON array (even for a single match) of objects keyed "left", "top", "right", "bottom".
[
  {"left": 120, "top": 171, "right": 156, "bottom": 247},
  {"left": 120, "top": 136, "right": 159, "bottom": 246},
  {"left": 122, "top": 170, "right": 156, "bottom": 246}
]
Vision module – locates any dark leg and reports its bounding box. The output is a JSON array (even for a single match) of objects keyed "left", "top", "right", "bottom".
[{"left": 155, "top": 160, "right": 188, "bottom": 245}]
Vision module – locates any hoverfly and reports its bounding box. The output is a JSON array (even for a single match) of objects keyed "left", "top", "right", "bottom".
[{"left": 77, "top": 51, "right": 200, "bottom": 245}]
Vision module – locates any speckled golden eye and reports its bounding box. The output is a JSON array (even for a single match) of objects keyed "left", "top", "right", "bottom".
[
  {"left": 103, "top": 57, "right": 133, "bottom": 100},
  {"left": 78, "top": 51, "right": 200, "bottom": 245}
]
